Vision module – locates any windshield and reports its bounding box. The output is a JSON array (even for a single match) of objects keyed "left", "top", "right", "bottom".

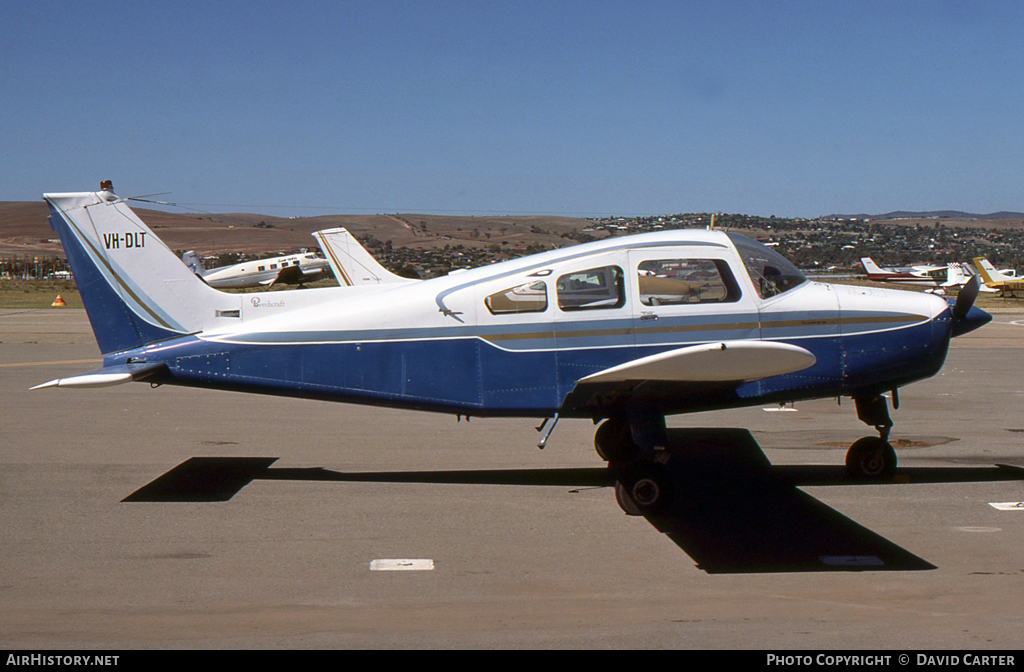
[{"left": 726, "top": 232, "right": 807, "bottom": 299}]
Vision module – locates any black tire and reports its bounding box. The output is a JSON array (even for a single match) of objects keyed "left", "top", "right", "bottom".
[
  {"left": 594, "top": 418, "right": 635, "bottom": 462},
  {"left": 614, "top": 481, "right": 643, "bottom": 516},
  {"left": 616, "top": 462, "right": 673, "bottom": 515},
  {"left": 845, "top": 436, "right": 897, "bottom": 480}
]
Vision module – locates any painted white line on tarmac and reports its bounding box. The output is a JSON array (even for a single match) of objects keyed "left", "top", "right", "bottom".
[
  {"left": 989, "top": 502, "right": 1024, "bottom": 511},
  {"left": 370, "top": 559, "right": 435, "bottom": 571}
]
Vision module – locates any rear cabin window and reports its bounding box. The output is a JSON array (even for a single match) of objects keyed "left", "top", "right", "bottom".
[
  {"left": 485, "top": 281, "right": 548, "bottom": 315},
  {"left": 637, "top": 259, "right": 740, "bottom": 305},
  {"left": 557, "top": 265, "right": 625, "bottom": 311}
]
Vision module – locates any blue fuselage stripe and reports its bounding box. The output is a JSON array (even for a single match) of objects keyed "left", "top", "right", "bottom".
[{"left": 122, "top": 311, "right": 951, "bottom": 418}]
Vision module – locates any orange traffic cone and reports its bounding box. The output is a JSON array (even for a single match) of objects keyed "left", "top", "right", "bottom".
[{"left": 51, "top": 295, "right": 66, "bottom": 307}]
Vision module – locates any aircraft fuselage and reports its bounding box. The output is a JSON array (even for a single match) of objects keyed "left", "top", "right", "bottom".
[{"left": 106, "top": 233, "right": 961, "bottom": 419}]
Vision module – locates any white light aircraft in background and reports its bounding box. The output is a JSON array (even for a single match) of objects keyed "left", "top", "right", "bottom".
[
  {"left": 859, "top": 257, "right": 949, "bottom": 290},
  {"left": 182, "top": 250, "right": 330, "bottom": 289}
]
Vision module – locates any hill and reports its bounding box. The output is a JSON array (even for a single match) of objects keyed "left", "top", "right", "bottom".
[
  {"left": 0, "top": 200, "right": 597, "bottom": 258},
  {"left": 833, "top": 210, "right": 1024, "bottom": 221}
]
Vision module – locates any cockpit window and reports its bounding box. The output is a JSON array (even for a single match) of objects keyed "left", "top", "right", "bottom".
[
  {"left": 557, "top": 265, "right": 625, "bottom": 311},
  {"left": 727, "top": 232, "right": 806, "bottom": 299}
]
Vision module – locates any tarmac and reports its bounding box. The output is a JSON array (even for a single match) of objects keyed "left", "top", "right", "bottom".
[{"left": 2, "top": 308, "right": 1023, "bottom": 649}]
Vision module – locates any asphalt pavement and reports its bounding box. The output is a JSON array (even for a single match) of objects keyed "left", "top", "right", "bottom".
[{"left": 2, "top": 308, "right": 1023, "bottom": 648}]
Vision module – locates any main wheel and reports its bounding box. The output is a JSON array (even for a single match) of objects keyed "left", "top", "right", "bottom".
[
  {"left": 594, "top": 418, "right": 635, "bottom": 462},
  {"left": 845, "top": 436, "right": 897, "bottom": 480},
  {"left": 614, "top": 481, "right": 642, "bottom": 516},
  {"left": 614, "top": 462, "right": 673, "bottom": 515}
]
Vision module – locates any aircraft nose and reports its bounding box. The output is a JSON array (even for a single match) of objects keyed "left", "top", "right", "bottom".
[{"left": 950, "top": 303, "right": 992, "bottom": 337}]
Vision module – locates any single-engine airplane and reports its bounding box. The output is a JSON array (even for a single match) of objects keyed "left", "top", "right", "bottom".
[
  {"left": 859, "top": 257, "right": 949, "bottom": 290},
  {"left": 973, "top": 257, "right": 1024, "bottom": 297},
  {"left": 35, "top": 183, "right": 992, "bottom": 515},
  {"left": 182, "top": 249, "right": 330, "bottom": 288}
]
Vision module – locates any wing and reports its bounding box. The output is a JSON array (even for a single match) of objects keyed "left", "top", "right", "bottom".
[
  {"left": 263, "top": 264, "right": 305, "bottom": 286},
  {"left": 580, "top": 340, "right": 815, "bottom": 384},
  {"left": 560, "top": 341, "right": 816, "bottom": 415}
]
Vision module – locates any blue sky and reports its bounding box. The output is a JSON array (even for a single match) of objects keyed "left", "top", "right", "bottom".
[{"left": 3, "top": 1, "right": 1023, "bottom": 217}]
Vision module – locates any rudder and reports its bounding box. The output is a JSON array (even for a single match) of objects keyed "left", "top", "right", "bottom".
[{"left": 45, "top": 184, "right": 239, "bottom": 354}]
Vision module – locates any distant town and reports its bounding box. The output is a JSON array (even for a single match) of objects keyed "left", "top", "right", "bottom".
[
  {"left": 3, "top": 210, "right": 1024, "bottom": 282},
  {"left": 354, "top": 212, "right": 1024, "bottom": 280}
]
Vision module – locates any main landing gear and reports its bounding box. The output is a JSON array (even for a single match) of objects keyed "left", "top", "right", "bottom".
[
  {"left": 597, "top": 393, "right": 901, "bottom": 516},
  {"left": 595, "top": 416, "right": 674, "bottom": 516},
  {"left": 845, "top": 394, "right": 898, "bottom": 481}
]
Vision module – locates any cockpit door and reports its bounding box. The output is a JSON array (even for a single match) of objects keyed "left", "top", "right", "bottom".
[{"left": 627, "top": 249, "right": 760, "bottom": 357}]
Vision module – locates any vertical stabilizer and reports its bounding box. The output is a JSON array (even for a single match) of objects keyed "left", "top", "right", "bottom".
[
  {"left": 181, "top": 251, "right": 208, "bottom": 277},
  {"left": 312, "top": 227, "right": 416, "bottom": 286},
  {"left": 45, "top": 185, "right": 241, "bottom": 354},
  {"left": 859, "top": 257, "right": 884, "bottom": 275},
  {"left": 972, "top": 257, "right": 1010, "bottom": 285}
]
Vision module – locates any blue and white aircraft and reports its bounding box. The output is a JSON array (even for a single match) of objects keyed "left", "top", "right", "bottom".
[{"left": 35, "top": 183, "right": 991, "bottom": 514}]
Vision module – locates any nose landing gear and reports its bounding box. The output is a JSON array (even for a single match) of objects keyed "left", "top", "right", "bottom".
[
  {"left": 846, "top": 394, "right": 898, "bottom": 480},
  {"left": 845, "top": 436, "right": 897, "bottom": 480}
]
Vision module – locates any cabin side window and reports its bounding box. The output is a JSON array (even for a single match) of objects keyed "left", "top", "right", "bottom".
[
  {"left": 485, "top": 281, "right": 548, "bottom": 315},
  {"left": 557, "top": 265, "right": 625, "bottom": 311},
  {"left": 637, "top": 259, "right": 741, "bottom": 305}
]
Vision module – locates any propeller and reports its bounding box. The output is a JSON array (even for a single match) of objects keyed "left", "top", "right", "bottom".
[
  {"left": 952, "top": 275, "right": 979, "bottom": 321},
  {"left": 950, "top": 275, "right": 991, "bottom": 337}
]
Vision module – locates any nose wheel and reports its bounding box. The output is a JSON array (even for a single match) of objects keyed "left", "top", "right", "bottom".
[{"left": 845, "top": 436, "right": 897, "bottom": 480}]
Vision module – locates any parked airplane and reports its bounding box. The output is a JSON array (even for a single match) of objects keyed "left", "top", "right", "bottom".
[
  {"left": 972, "top": 258, "right": 1024, "bottom": 297},
  {"left": 182, "top": 249, "right": 330, "bottom": 288},
  {"left": 859, "top": 257, "right": 949, "bottom": 289},
  {"left": 35, "top": 184, "right": 991, "bottom": 515},
  {"left": 312, "top": 227, "right": 415, "bottom": 286},
  {"left": 944, "top": 262, "right": 997, "bottom": 293}
]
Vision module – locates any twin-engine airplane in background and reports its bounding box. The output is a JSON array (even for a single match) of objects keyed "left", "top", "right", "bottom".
[
  {"left": 181, "top": 249, "right": 331, "bottom": 288},
  {"left": 36, "top": 183, "right": 992, "bottom": 515}
]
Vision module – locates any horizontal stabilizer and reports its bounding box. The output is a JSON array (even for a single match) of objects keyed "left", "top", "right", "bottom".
[
  {"left": 580, "top": 341, "right": 817, "bottom": 385},
  {"left": 31, "top": 362, "right": 166, "bottom": 390}
]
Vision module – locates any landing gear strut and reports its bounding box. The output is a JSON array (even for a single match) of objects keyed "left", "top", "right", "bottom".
[
  {"left": 846, "top": 394, "right": 898, "bottom": 480},
  {"left": 595, "top": 416, "right": 673, "bottom": 515}
]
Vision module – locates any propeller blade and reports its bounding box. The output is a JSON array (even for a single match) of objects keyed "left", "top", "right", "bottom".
[
  {"left": 952, "top": 275, "right": 979, "bottom": 321},
  {"left": 949, "top": 275, "right": 991, "bottom": 337}
]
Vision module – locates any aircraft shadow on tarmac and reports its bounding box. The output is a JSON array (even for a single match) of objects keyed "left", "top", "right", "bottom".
[{"left": 123, "top": 428, "right": 1024, "bottom": 574}]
